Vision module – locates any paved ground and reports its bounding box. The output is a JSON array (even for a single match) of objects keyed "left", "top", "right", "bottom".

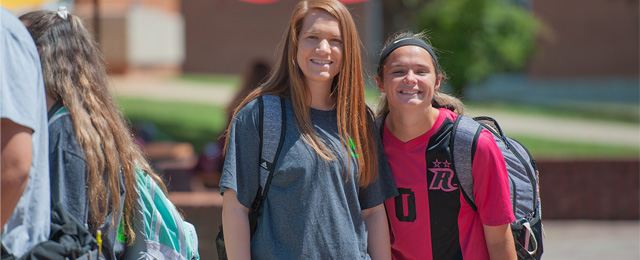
[
  {"left": 542, "top": 220, "right": 639, "bottom": 260},
  {"left": 110, "top": 73, "right": 640, "bottom": 260}
]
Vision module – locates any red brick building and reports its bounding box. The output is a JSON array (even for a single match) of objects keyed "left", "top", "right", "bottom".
[{"left": 180, "top": 0, "right": 378, "bottom": 75}]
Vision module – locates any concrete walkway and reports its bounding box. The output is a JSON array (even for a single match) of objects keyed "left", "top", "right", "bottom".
[
  {"left": 109, "top": 73, "right": 235, "bottom": 106},
  {"left": 542, "top": 220, "right": 639, "bottom": 260}
]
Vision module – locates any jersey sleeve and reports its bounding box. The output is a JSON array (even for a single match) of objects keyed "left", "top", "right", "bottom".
[
  {"left": 358, "top": 115, "right": 399, "bottom": 210},
  {"left": 471, "top": 129, "right": 515, "bottom": 226},
  {"left": 218, "top": 99, "right": 262, "bottom": 209}
]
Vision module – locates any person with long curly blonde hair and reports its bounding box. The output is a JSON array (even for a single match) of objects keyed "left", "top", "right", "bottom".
[
  {"left": 20, "top": 8, "right": 168, "bottom": 259},
  {"left": 219, "top": 0, "right": 397, "bottom": 259}
]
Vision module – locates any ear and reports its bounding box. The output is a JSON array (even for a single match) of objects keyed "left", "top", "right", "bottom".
[
  {"left": 434, "top": 74, "right": 442, "bottom": 92},
  {"left": 375, "top": 76, "right": 385, "bottom": 94}
]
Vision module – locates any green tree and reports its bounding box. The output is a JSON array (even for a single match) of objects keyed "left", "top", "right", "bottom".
[{"left": 417, "top": 0, "right": 540, "bottom": 95}]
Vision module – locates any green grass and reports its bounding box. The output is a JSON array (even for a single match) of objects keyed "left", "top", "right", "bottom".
[
  {"left": 179, "top": 73, "right": 240, "bottom": 90},
  {"left": 116, "top": 97, "right": 227, "bottom": 152},
  {"left": 511, "top": 135, "right": 639, "bottom": 159}
]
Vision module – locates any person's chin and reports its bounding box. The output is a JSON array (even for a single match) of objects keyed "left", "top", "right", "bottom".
[
  {"left": 306, "top": 72, "right": 334, "bottom": 82},
  {"left": 398, "top": 97, "right": 428, "bottom": 108},
  {"left": 396, "top": 92, "right": 424, "bottom": 101}
]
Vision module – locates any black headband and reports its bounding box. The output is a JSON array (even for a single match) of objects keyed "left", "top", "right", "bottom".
[{"left": 377, "top": 36, "right": 439, "bottom": 74}]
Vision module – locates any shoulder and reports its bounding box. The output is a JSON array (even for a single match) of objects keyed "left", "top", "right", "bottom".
[
  {"left": 48, "top": 112, "right": 74, "bottom": 136},
  {"left": 48, "top": 113, "right": 85, "bottom": 155},
  {"left": 2, "top": 8, "right": 31, "bottom": 42},
  {"left": 229, "top": 95, "right": 286, "bottom": 139},
  {"left": 235, "top": 95, "right": 288, "bottom": 124},
  {"left": 450, "top": 114, "right": 500, "bottom": 155},
  {"left": 474, "top": 129, "right": 502, "bottom": 163},
  {"left": 1, "top": 8, "right": 39, "bottom": 63},
  {"left": 439, "top": 108, "right": 458, "bottom": 122},
  {"left": 476, "top": 128, "right": 498, "bottom": 148},
  {"left": 233, "top": 96, "right": 261, "bottom": 125},
  {"left": 1, "top": 9, "right": 44, "bottom": 124}
]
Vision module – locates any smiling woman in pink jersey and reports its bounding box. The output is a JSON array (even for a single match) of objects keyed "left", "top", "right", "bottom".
[{"left": 375, "top": 31, "right": 517, "bottom": 260}]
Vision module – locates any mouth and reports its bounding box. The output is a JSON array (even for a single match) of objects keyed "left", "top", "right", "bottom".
[
  {"left": 311, "top": 59, "right": 332, "bottom": 65},
  {"left": 399, "top": 89, "right": 421, "bottom": 95}
]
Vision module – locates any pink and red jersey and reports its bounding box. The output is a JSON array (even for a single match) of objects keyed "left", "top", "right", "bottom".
[{"left": 383, "top": 108, "right": 515, "bottom": 260}]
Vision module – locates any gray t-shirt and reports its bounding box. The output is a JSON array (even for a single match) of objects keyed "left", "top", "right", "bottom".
[
  {"left": 220, "top": 97, "right": 397, "bottom": 259},
  {"left": 0, "top": 7, "right": 51, "bottom": 257}
]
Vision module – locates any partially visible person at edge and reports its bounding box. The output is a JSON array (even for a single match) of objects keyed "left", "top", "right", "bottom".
[
  {"left": 375, "top": 31, "right": 517, "bottom": 260},
  {"left": 0, "top": 7, "right": 50, "bottom": 258},
  {"left": 20, "top": 9, "right": 170, "bottom": 259},
  {"left": 219, "top": 0, "right": 397, "bottom": 259}
]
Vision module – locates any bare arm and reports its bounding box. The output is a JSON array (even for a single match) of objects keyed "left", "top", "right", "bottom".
[
  {"left": 1, "top": 118, "right": 33, "bottom": 229},
  {"left": 362, "top": 204, "right": 391, "bottom": 260},
  {"left": 483, "top": 223, "right": 517, "bottom": 260},
  {"left": 222, "top": 189, "right": 251, "bottom": 260}
]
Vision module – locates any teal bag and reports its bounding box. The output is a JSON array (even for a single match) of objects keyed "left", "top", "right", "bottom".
[
  {"left": 127, "top": 169, "right": 200, "bottom": 260},
  {"left": 48, "top": 103, "right": 199, "bottom": 259}
]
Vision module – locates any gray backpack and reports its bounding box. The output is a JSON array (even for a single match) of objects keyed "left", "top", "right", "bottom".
[
  {"left": 451, "top": 116, "right": 543, "bottom": 260},
  {"left": 216, "top": 95, "right": 286, "bottom": 260}
]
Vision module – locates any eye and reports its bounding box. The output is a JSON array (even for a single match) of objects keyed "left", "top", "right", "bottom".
[
  {"left": 306, "top": 35, "right": 318, "bottom": 40},
  {"left": 330, "top": 38, "right": 342, "bottom": 44}
]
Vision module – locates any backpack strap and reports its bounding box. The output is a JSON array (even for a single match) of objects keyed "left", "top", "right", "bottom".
[
  {"left": 248, "top": 95, "right": 286, "bottom": 238},
  {"left": 257, "top": 95, "right": 286, "bottom": 195},
  {"left": 47, "top": 101, "right": 67, "bottom": 121},
  {"left": 450, "top": 115, "right": 483, "bottom": 211},
  {"left": 376, "top": 113, "right": 388, "bottom": 141}
]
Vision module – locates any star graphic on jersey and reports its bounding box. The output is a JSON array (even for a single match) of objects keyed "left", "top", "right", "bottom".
[
  {"left": 443, "top": 160, "right": 451, "bottom": 168},
  {"left": 433, "top": 159, "right": 442, "bottom": 168}
]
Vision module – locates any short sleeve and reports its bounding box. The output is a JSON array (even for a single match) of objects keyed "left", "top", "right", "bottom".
[
  {"left": 358, "top": 115, "right": 398, "bottom": 210},
  {"left": 471, "top": 129, "right": 515, "bottom": 226},
  {"left": 218, "top": 99, "right": 262, "bottom": 209},
  {"left": 0, "top": 14, "right": 44, "bottom": 131}
]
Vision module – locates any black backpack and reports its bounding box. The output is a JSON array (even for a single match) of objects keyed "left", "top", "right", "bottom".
[
  {"left": 451, "top": 115, "right": 543, "bottom": 260},
  {"left": 1, "top": 203, "right": 100, "bottom": 260}
]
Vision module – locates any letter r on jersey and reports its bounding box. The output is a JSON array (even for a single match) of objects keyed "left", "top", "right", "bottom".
[{"left": 428, "top": 168, "right": 458, "bottom": 192}]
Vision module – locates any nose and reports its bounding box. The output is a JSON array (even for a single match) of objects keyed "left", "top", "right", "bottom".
[
  {"left": 316, "top": 39, "right": 330, "bottom": 54},
  {"left": 404, "top": 70, "right": 417, "bottom": 85}
]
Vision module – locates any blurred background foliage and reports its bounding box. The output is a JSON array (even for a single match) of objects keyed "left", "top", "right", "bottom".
[{"left": 417, "top": 0, "right": 540, "bottom": 95}]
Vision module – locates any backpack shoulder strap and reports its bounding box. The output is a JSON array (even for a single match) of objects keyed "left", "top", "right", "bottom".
[
  {"left": 450, "top": 115, "right": 483, "bottom": 211},
  {"left": 248, "top": 95, "right": 286, "bottom": 237},
  {"left": 47, "top": 102, "right": 68, "bottom": 122},
  {"left": 376, "top": 113, "right": 388, "bottom": 141},
  {"left": 256, "top": 95, "right": 286, "bottom": 198},
  {"left": 132, "top": 168, "right": 199, "bottom": 259}
]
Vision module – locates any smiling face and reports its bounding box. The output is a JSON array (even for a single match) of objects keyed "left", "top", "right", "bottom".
[
  {"left": 376, "top": 45, "right": 441, "bottom": 112},
  {"left": 296, "top": 9, "right": 343, "bottom": 88}
]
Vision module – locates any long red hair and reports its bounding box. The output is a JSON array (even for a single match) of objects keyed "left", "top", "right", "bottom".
[{"left": 225, "top": 0, "right": 378, "bottom": 187}]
